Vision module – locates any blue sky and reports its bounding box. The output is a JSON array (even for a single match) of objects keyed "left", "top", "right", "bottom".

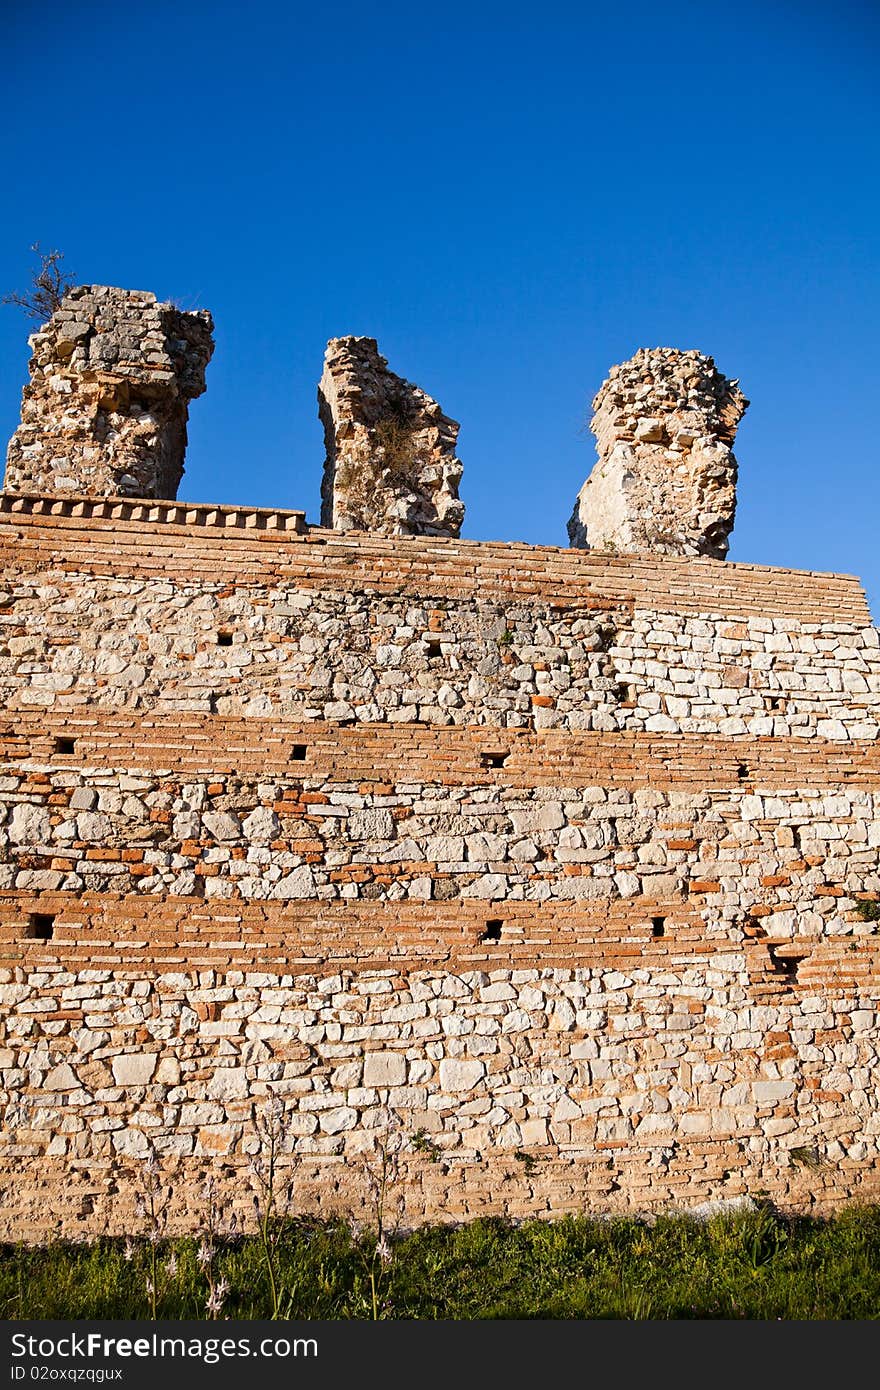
[{"left": 2, "top": 0, "right": 878, "bottom": 614}]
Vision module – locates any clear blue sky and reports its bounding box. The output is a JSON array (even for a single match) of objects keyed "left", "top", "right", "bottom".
[{"left": 2, "top": 0, "right": 878, "bottom": 614}]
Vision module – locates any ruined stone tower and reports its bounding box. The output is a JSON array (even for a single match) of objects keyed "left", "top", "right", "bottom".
[
  {"left": 568, "top": 348, "right": 748, "bottom": 559},
  {"left": 4, "top": 285, "right": 214, "bottom": 500},
  {"left": 319, "top": 336, "right": 464, "bottom": 537}
]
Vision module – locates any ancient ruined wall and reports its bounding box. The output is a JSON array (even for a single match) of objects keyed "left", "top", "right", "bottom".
[
  {"left": 0, "top": 504, "right": 875, "bottom": 741},
  {"left": 1, "top": 904, "right": 879, "bottom": 1236},
  {"left": 319, "top": 337, "right": 464, "bottom": 537},
  {"left": 1, "top": 557, "right": 877, "bottom": 739},
  {"left": 569, "top": 348, "right": 748, "bottom": 558},
  {"left": 1, "top": 740, "right": 879, "bottom": 908},
  {"left": 0, "top": 501, "right": 878, "bottom": 1239},
  {"left": 4, "top": 287, "right": 213, "bottom": 500}
]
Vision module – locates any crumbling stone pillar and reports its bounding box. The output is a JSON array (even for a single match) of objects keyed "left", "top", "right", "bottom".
[
  {"left": 318, "top": 336, "right": 464, "bottom": 536},
  {"left": 4, "top": 285, "right": 214, "bottom": 499},
  {"left": 568, "top": 348, "right": 748, "bottom": 559}
]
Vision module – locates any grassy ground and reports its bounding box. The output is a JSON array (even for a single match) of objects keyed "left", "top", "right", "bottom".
[{"left": 3, "top": 1205, "right": 879, "bottom": 1320}]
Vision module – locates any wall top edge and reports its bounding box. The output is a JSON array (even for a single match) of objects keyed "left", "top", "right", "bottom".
[
  {"left": 0, "top": 490, "right": 307, "bottom": 534},
  {"left": 0, "top": 492, "right": 867, "bottom": 589}
]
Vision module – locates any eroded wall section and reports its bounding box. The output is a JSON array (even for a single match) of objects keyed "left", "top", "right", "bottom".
[
  {"left": 4, "top": 286, "right": 213, "bottom": 500},
  {"left": 569, "top": 348, "right": 748, "bottom": 558},
  {"left": 319, "top": 337, "right": 464, "bottom": 536}
]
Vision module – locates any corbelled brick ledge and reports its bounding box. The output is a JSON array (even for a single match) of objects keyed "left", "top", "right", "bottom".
[{"left": 0, "top": 490, "right": 307, "bottom": 533}]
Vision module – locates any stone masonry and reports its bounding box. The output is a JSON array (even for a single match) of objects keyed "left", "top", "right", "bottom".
[
  {"left": 4, "top": 286, "right": 214, "bottom": 500},
  {"left": 0, "top": 323, "right": 878, "bottom": 1242},
  {"left": 568, "top": 348, "right": 748, "bottom": 559},
  {"left": 0, "top": 497, "right": 877, "bottom": 1239},
  {"left": 319, "top": 336, "right": 464, "bottom": 537}
]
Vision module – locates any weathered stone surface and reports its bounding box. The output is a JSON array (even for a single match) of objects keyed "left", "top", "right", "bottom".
[
  {"left": 207, "top": 1067, "right": 248, "bottom": 1100},
  {"left": 318, "top": 336, "right": 464, "bottom": 536},
  {"left": 362, "top": 1052, "right": 407, "bottom": 1087},
  {"left": 111, "top": 1053, "right": 157, "bottom": 1085},
  {"left": 2, "top": 905, "right": 880, "bottom": 1237},
  {"left": 202, "top": 811, "right": 241, "bottom": 842},
  {"left": 320, "top": 1106, "right": 357, "bottom": 1134},
  {"left": 569, "top": 348, "right": 748, "bottom": 558},
  {"left": 5, "top": 572, "right": 876, "bottom": 738},
  {"left": 43, "top": 1063, "right": 78, "bottom": 1091},
  {"left": 4, "top": 285, "right": 213, "bottom": 499},
  {"left": 7, "top": 804, "right": 51, "bottom": 845},
  {"left": 439, "top": 1058, "right": 485, "bottom": 1092}
]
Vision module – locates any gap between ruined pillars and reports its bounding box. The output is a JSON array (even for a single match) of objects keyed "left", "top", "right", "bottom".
[{"left": 568, "top": 347, "right": 749, "bottom": 560}]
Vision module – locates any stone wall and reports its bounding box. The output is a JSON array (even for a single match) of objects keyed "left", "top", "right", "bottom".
[
  {"left": 569, "top": 348, "right": 748, "bottom": 558},
  {"left": 1, "top": 904, "right": 878, "bottom": 1236},
  {"left": 0, "top": 500, "right": 878, "bottom": 1239},
  {"left": 1, "top": 751, "right": 878, "bottom": 912},
  {"left": 2, "top": 566, "right": 877, "bottom": 738},
  {"left": 4, "top": 287, "right": 213, "bottom": 500},
  {"left": 319, "top": 337, "right": 464, "bottom": 536}
]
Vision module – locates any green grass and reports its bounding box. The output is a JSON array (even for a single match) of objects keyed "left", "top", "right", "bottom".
[{"left": 3, "top": 1205, "right": 880, "bottom": 1320}]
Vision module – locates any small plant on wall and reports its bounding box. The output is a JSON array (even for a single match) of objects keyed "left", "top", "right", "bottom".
[
  {"left": 2, "top": 243, "right": 76, "bottom": 321},
  {"left": 854, "top": 899, "right": 880, "bottom": 923}
]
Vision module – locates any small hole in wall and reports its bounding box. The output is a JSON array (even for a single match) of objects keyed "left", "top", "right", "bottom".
[
  {"left": 54, "top": 736, "right": 76, "bottom": 755},
  {"left": 743, "top": 915, "right": 767, "bottom": 939},
  {"left": 651, "top": 916, "right": 666, "bottom": 937},
  {"left": 768, "top": 945, "right": 804, "bottom": 981},
  {"left": 425, "top": 638, "right": 442, "bottom": 658},
  {"left": 217, "top": 631, "right": 233, "bottom": 647},
  {"left": 481, "top": 752, "right": 508, "bottom": 770},
  {"left": 615, "top": 683, "right": 635, "bottom": 704},
  {"left": 26, "top": 913, "right": 55, "bottom": 940},
  {"left": 479, "top": 920, "right": 503, "bottom": 943},
  {"left": 290, "top": 744, "right": 307, "bottom": 761},
  {"left": 765, "top": 696, "right": 786, "bottom": 713},
  {"left": 737, "top": 763, "right": 749, "bottom": 781}
]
